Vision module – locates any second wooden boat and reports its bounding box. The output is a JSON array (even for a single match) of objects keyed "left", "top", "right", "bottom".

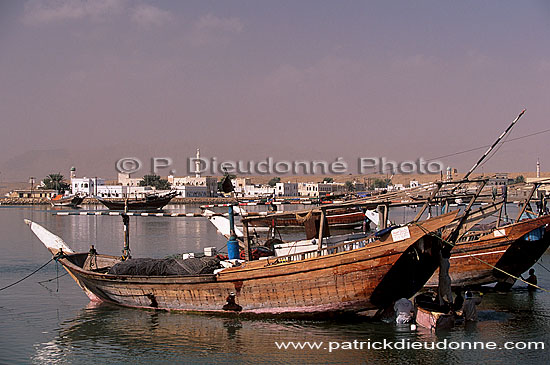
[{"left": 424, "top": 214, "right": 550, "bottom": 289}]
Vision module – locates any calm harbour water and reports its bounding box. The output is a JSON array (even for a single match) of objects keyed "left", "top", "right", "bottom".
[{"left": 1, "top": 205, "right": 549, "bottom": 364}]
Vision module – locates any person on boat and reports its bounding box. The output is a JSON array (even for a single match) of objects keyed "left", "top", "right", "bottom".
[
  {"left": 525, "top": 269, "right": 538, "bottom": 291},
  {"left": 437, "top": 248, "right": 453, "bottom": 307},
  {"left": 452, "top": 287, "right": 464, "bottom": 313},
  {"left": 394, "top": 298, "right": 414, "bottom": 324},
  {"left": 463, "top": 291, "right": 482, "bottom": 322},
  {"left": 223, "top": 292, "right": 242, "bottom": 312}
]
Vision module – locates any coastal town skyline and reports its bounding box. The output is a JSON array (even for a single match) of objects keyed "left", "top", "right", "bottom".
[{"left": 1, "top": 1, "right": 550, "bottom": 181}]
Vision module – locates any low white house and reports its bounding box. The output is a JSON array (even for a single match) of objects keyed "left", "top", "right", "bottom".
[
  {"left": 244, "top": 184, "right": 275, "bottom": 197},
  {"left": 298, "top": 182, "right": 319, "bottom": 197},
  {"left": 96, "top": 185, "right": 126, "bottom": 198},
  {"left": 275, "top": 182, "right": 298, "bottom": 197},
  {"left": 168, "top": 176, "right": 218, "bottom": 197},
  {"left": 387, "top": 184, "right": 405, "bottom": 191},
  {"left": 173, "top": 185, "right": 208, "bottom": 197},
  {"left": 298, "top": 182, "right": 345, "bottom": 197}
]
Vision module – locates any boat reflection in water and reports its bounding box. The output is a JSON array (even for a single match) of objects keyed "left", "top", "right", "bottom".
[{"left": 30, "top": 302, "right": 439, "bottom": 364}]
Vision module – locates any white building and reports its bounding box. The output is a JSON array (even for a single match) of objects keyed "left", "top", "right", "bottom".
[
  {"left": 168, "top": 176, "right": 218, "bottom": 197},
  {"left": 487, "top": 173, "right": 510, "bottom": 186},
  {"left": 173, "top": 185, "right": 208, "bottom": 198},
  {"left": 126, "top": 186, "right": 155, "bottom": 198},
  {"left": 244, "top": 184, "right": 275, "bottom": 197},
  {"left": 96, "top": 185, "right": 126, "bottom": 198},
  {"left": 328, "top": 182, "right": 347, "bottom": 195},
  {"left": 298, "top": 182, "right": 346, "bottom": 197},
  {"left": 117, "top": 173, "right": 142, "bottom": 187},
  {"left": 275, "top": 182, "right": 298, "bottom": 197},
  {"left": 71, "top": 177, "right": 105, "bottom": 196},
  {"left": 387, "top": 184, "right": 405, "bottom": 191},
  {"left": 298, "top": 182, "right": 319, "bottom": 197},
  {"left": 95, "top": 185, "right": 157, "bottom": 198},
  {"left": 231, "top": 178, "right": 252, "bottom": 195}
]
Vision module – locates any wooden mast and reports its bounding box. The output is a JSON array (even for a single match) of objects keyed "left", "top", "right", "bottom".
[
  {"left": 317, "top": 207, "right": 327, "bottom": 255},
  {"left": 122, "top": 200, "right": 131, "bottom": 260}
]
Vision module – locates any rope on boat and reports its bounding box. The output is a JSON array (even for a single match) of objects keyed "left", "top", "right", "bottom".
[
  {"left": 536, "top": 261, "right": 550, "bottom": 274},
  {"left": 412, "top": 222, "right": 549, "bottom": 293},
  {"left": 0, "top": 257, "right": 54, "bottom": 291},
  {"left": 465, "top": 253, "right": 548, "bottom": 293}
]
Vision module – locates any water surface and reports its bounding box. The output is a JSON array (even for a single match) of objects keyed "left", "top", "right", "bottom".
[{"left": 1, "top": 205, "right": 548, "bottom": 364}]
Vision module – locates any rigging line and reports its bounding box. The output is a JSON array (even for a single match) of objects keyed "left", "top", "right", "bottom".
[
  {"left": 0, "top": 258, "right": 54, "bottom": 291},
  {"left": 477, "top": 124, "right": 513, "bottom": 170},
  {"left": 536, "top": 261, "right": 550, "bottom": 274},
  {"left": 358, "top": 127, "right": 550, "bottom": 177},
  {"left": 427, "top": 128, "right": 550, "bottom": 162}
]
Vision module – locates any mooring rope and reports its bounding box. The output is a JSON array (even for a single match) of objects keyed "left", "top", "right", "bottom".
[
  {"left": 0, "top": 257, "right": 54, "bottom": 291},
  {"left": 37, "top": 271, "right": 69, "bottom": 284}
]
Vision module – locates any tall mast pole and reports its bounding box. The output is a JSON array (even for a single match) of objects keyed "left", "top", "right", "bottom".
[{"left": 462, "top": 109, "right": 526, "bottom": 182}]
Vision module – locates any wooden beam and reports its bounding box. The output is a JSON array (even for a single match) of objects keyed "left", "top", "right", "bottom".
[
  {"left": 377, "top": 204, "right": 388, "bottom": 230},
  {"left": 242, "top": 220, "right": 252, "bottom": 261},
  {"left": 515, "top": 183, "right": 540, "bottom": 222},
  {"left": 317, "top": 208, "right": 327, "bottom": 255},
  {"left": 412, "top": 182, "right": 442, "bottom": 222}
]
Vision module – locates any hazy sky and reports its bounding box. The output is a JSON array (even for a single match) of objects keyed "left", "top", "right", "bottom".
[{"left": 1, "top": 0, "right": 549, "bottom": 181}]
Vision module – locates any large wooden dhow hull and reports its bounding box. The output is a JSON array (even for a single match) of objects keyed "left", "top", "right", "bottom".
[
  {"left": 25, "top": 212, "right": 457, "bottom": 317},
  {"left": 425, "top": 215, "right": 550, "bottom": 289},
  {"left": 493, "top": 224, "right": 550, "bottom": 290}
]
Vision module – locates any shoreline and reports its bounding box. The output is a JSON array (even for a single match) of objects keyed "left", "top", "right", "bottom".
[{"left": 0, "top": 197, "right": 237, "bottom": 206}]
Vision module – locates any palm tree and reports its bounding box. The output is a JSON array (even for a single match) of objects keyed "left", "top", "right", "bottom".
[
  {"left": 42, "top": 173, "right": 69, "bottom": 193},
  {"left": 139, "top": 174, "right": 171, "bottom": 190}
]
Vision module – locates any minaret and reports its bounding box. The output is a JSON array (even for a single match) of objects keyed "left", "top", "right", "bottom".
[
  {"left": 195, "top": 148, "right": 201, "bottom": 178},
  {"left": 70, "top": 166, "right": 76, "bottom": 179},
  {"left": 537, "top": 158, "right": 540, "bottom": 178}
]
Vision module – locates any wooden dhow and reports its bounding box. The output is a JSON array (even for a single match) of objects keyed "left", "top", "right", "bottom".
[
  {"left": 49, "top": 194, "right": 85, "bottom": 208},
  {"left": 96, "top": 191, "right": 178, "bottom": 211},
  {"left": 25, "top": 210, "right": 457, "bottom": 317},
  {"left": 424, "top": 214, "right": 550, "bottom": 289}
]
